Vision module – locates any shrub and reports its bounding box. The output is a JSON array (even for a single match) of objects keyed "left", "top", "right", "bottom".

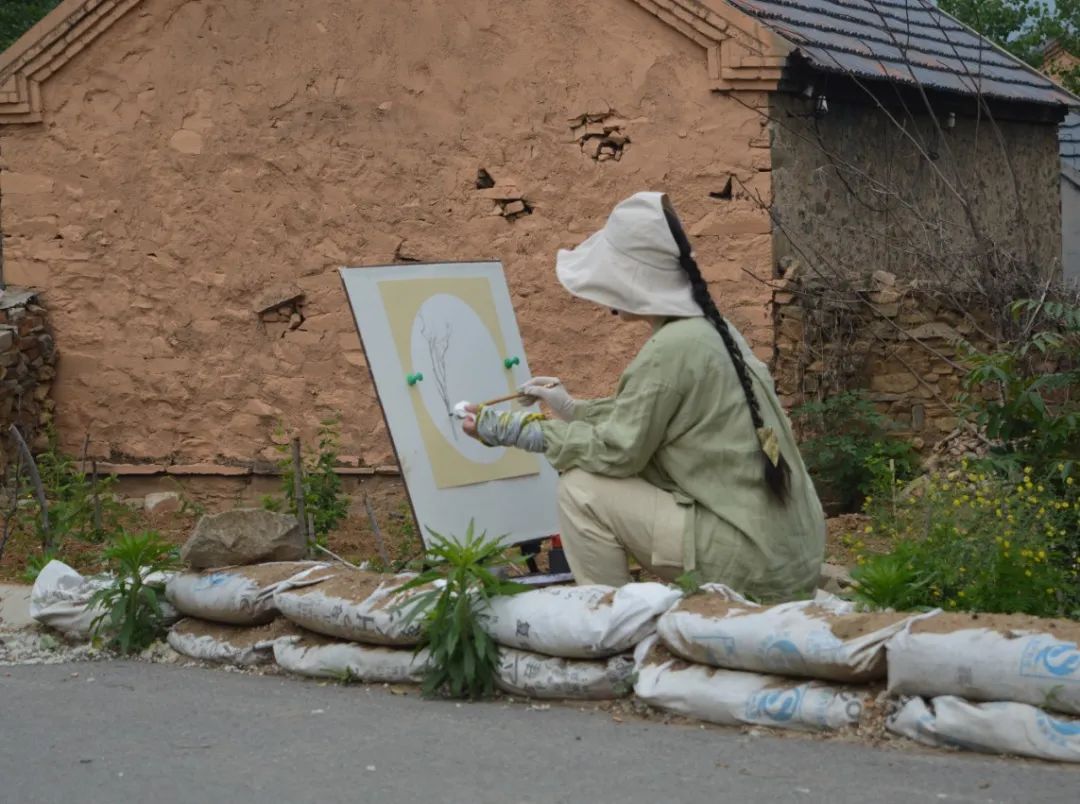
[
  {"left": 89, "top": 531, "right": 179, "bottom": 654},
  {"left": 960, "top": 298, "right": 1080, "bottom": 477},
  {"left": 398, "top": 522, "right": 526, "bottom": 699},
  {"left": 11, "top": 430, "right": 130, "bottom": 580},
  {"left": 790, "top": 392, "right": 920, "bottom": 513},
  {"left": 852, "top": 464, "right": 1080, "bottom": 616},
  {"left": 264, "top": 417, "right": 350, "bottom": 548}
]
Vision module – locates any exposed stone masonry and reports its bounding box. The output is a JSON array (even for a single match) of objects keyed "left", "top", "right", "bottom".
[
  {"left": 0, "top": 289, "right": 56, "bottom": 470},
  {"left": 771, "top": 267, "right": 993, "bottom": 447}
]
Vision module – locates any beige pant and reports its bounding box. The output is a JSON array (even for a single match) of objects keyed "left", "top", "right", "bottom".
[{"left": 557, "top": 469, "right": 687, "bottom": 586}]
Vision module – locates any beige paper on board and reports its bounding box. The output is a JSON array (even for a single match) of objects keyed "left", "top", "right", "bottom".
[{"left": 379, "top": 277, "right": 541, "bottom": 489}]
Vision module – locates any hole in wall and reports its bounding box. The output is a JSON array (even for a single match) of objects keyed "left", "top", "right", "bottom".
[
  {"left": 475, "top": 168, "right": 495, "bottom": 190},
  {"left": 710, "top": 177, "right": 734, "bottom": 200},
  {"left": 568, "top": 100, "right": 630, "bottom": 162}
]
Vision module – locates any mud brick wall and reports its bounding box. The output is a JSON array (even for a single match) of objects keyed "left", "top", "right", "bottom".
[
  {"left": 771, "top": 270, "right": 993, "bottom": 446},
  {"left": 0, "top": 290, "right": 57, "bottom": 470},
  {"left": 0, "top": 0, "right": 775, "bottom": 468}
]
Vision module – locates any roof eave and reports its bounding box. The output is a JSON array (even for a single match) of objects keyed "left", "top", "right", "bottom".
[{"left": 0, "top": 0, "right": 145, "bottom": 126}]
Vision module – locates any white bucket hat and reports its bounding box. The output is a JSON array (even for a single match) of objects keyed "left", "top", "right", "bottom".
[{"left": 555, "top": 191, "right": 702, "bottom": 317}]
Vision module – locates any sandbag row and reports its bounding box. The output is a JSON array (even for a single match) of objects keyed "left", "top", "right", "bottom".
[
  {"left": 479, "top": 582, "right": 681, "bottom": 700},
  {"left": 30, "top": 559, "right": 180, "bottom": 640},
  {"left": 883, "top": 612, "right": 1080, "bottom": 762},
  {"left": 165, "top": 563, "right": 433, "bottom": 683},
  {"left": 644, "top": 585, "right": 1080, "bottom": 761},
  {"left": 631, "top": 585, "right": 919, "bottom": 734}
]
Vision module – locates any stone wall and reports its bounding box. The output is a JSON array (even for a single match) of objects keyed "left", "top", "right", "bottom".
[
  {"left": 0, "top": 0, "right": 774, "bottom": 469},
  {"left": 0, "top": 289, "right": 56, "bottom": 470},
  {"left": 769, "top": 91, "right": 1063, "bottom": 283},
  {"left": 771, "top": 269, "right": 992, "bottom": 446}
]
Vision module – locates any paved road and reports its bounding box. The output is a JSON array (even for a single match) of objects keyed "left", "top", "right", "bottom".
[{"left": 1, "top": 662, "right": 1076, "bottom": 804}]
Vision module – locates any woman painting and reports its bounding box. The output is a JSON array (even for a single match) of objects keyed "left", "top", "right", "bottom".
[{"left": 464, "top": 192, "right": 824, "bottom": 602}]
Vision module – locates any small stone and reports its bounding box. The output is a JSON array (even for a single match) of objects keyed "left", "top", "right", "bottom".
[
  {"left": 819, "top": 563, "right": 854, "bottom": 595},
  {"left": 869, "top": 288, "right": 901, "bottom": 305},
  {"left": 502, "top": 200, "right": 526, "bottom": 216},
  {"left": 144, "top": 491, "right": 181, "bottom": 515},
  {"left": 288, "top": 313, "right": 303, "bottom": 330},
  {"left": 871, "top": 270, "right": 896, "bottom": 287},
  {"left": 904, "top": 322, "right": 960, "bottom": 342},
  {"left": 869, "top": 373, "right": 918, "bottom": 394},
  {"left": 0, "top": 328, "right": 14, "bottom": 351},
  {"left": 377, "top": 101, "right": 392, "bottom": 112}
]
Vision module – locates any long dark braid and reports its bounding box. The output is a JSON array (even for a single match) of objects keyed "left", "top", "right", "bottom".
[{"left": 662, "top": 202, "right": 791, "bottom": 504}]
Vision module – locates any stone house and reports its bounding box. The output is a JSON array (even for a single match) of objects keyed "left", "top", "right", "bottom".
[
  {"left": 0, "top": 0, "right": 1074, "bottom": 485},
  {"left": 1044, "top": 41, "right": 1079, "bottom": 283}
]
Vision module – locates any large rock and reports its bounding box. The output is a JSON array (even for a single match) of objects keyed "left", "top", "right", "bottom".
[{"left": 181, "top": 509, "right": 305, "bottom": 569}]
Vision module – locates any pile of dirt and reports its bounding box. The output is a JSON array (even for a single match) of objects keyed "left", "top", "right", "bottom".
[
  {"left": 801, "top": 606, "right": 912, "bottom": 640},
  {"left": 912, "top": 612, "right": 1080, "bottom": 643},
  {"left": 226, "top": 561, "right": 324, "bottom": 586},
  {"left": 288, "top": 570, "right": 404, "bottom": 604},
  {"left": 170, "top": 617, "right": 302, "bottom": 649},
  {"left": 672, "top": 595, "right": 758, "bottom": 619}
]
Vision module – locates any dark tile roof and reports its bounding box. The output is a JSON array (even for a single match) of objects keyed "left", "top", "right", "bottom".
[
  {"left": 1064, "top": 111, "right": 1080, "bottom": 172},
  {"left": 727, "top": 0, "right": 1076, "bottom": 107}
]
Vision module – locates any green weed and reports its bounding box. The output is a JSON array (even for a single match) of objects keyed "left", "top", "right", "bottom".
[{"left": 397, "top": 522, "right": 527, "bottom": 699}]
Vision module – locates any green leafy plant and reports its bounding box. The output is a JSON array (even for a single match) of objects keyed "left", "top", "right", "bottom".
[
  {"left": 791, "top": 391, "right": 920, "bottom": 514},
  {"left": 89, "top": 531, "right": 179, "bottom": 654},
  {"left": 13, "top": 430, "right": 130, "bottom": 580},
  {"left": 960, "top": 299, "right": 1080, "bottom": 477},
  {"left": 849, "top": 542, "right": 930, "bottom": 611},
  {"left": 852, "top": 464, "right": 1079, "bottom": 616},
  {"left": 674, "top": 571, "right": 704, "bottom": 596},
  {"left": 264, "top": 417, "right": 350, "bottom": 548},
  {"left": 397, "top": 522, "right": 527, "bottom": 699},
  {"left": 20, "top": 548, "right": 59, "bottom": 583}
]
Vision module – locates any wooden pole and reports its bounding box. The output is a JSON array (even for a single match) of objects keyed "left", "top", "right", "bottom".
[
  {"left": 364, "top": 493, "right": 391, "bottom": 566},
  {"left": 8, "top": 425, "right": 48, "bottom": 546},
  {"left": 291, "top": 436, "right": 308, "bottom": 543},
  {"left": 91, "top": 459, "right": 102, "bottom": 532}
]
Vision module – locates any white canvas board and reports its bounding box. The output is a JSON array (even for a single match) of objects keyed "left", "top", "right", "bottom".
[{"left": 340, "top": 262, "right": 560, "bottom": 547}]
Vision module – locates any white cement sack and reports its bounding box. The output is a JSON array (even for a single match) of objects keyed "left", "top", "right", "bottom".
[
  {"left": 888, "top": 695, "right": 1080, "bottom": 763},
  {"left": 887, "top": 613, "right": 1080, "bottom": 716},
  {"left": 272, "top": 632, "right": 430, "bottom": 683},
  {"left": 167, "top": 617, "right": 300, "bottom": 666},
  {"left": 273, "top": 566, "right": 438, "bottom": 647},
  {"left": 633, "top": 636, "right": 865, "bottom": 732},
  {"left": 30, "top": 559, "right": 178, "bottom": 640},
  {"left": 495, "top": 647, "right": 635, "bottom": 700},
  {"left": 658, "top": 584, "right": 927, "bottom": 683},
  {"left": 482, "top": 583, "right": 682, "bottom": 659},
  {"left": 165, "top": 562, "right": 324, "bottom": 626}
]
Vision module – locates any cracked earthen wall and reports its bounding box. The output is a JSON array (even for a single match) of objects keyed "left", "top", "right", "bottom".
[{"left": 0, "top": 0, "right": 773, "bottom": 468}]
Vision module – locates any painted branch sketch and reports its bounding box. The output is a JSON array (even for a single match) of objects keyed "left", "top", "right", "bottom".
[
  {"left": 419, "top": 314, "right": 456, "bottom": 440},
  {"left": 378, "top": 277, "right": 542, "bottom": 489}
]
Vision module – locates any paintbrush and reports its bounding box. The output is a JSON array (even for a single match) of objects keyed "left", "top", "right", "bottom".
[{"left": 451, "top": 382, "right": 558, "bottom": 418}]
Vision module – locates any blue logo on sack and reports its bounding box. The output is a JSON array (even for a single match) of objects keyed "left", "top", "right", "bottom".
[
  {"left": 1019, "top": 637, "right": 1080, "bottom": 683},
  {"left": 1034, "top": 709, "right": 1080, "bottom": 748},
  {"left": 193, "top": 573, "right": 228, "bottom": 591},
  {"left": 762, "top": 638, "right": 807, "bottom": 673},
  {"left": 745, "top": 686, "right": 804, "bottom": 723}
]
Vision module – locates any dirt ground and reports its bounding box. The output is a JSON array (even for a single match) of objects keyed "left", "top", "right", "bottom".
[
  {"left": 823, "top": 513, "right": 895, "bottom": 567},
  {"left": 0, "top": 477, "right": 419, "bottom": 583},
  {"left": 1, "top": 475, "right": 868, "bottom": 583}
]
